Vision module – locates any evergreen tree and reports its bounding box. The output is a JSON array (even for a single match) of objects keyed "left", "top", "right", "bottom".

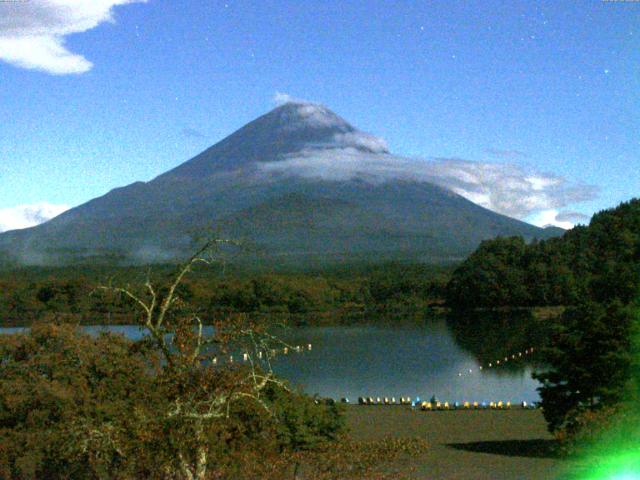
[{"left": 533, "top": 301, "right": 634, "bottom": 433}]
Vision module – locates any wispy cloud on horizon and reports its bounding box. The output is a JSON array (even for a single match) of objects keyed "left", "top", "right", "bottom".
[
  {"left": 0, "top": 0, "right": 146, "bottom": 75},
  {"left": 0, "top": 202, "right": 69, "bottom": 233},
  {"left": 555, "top": 211, "right": 591, "bottom": 224},
  {"left": 258, "top": 147, "right": 598, "bottom": 225}
]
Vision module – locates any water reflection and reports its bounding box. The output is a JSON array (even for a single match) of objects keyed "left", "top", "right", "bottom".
[
  {"left": 270, "top": 316, "right": 542, "bottom": 403},
  {"left": 0, "top": 313, "right": 546, "bottom": 403},
  {"left": 445, "top": 309, "right": 551, "bottom": 376}
]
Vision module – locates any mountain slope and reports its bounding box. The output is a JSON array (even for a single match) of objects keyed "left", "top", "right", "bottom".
[{"left": 0, "top": 102, "right": 560, "bottom": 267}]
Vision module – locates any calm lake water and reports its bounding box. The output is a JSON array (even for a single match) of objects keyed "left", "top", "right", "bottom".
[{"left": 0, "top": 317, "right": 542, "bottom": 403}]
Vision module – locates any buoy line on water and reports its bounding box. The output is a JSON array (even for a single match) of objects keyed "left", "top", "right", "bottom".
[
  {"left": 347, "top": 397, "right": 538, "bottom": 410},
  {"left": 211, "top": 343, "right": 313, "bottom": 366},
  {"left": 208, "top": 343, "right": 540, "bottom": 408},
  {"left": 455, "top": 346, "right": 536, "bottom": 378},
  {"left": 345, "top": 346, "right": 540, "bottom": 409}
]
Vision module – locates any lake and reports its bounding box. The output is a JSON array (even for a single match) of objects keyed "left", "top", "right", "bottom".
[{"left": 0, "top": 316, "right": 542, "bottom": 403}]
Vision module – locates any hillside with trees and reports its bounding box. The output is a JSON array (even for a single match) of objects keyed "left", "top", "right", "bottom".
[
  {"left": 446, "top": 199, "right": 640, "bottom": 451},
  {"left": 446, "top": 198, "right": 640, "bottom": 310}
]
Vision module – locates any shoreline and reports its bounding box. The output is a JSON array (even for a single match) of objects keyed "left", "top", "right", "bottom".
[
  {"left": 0, "top": 304, "right": 564, "bottom": 328},
  {"left": 345, "top": 406, "right": 579, "bottom": 479}
]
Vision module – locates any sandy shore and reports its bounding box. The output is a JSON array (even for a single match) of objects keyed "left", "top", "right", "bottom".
[{"left": 344, "top": 406, "right": 580, "bottom": 479}]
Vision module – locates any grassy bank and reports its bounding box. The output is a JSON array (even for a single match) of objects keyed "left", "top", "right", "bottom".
[{"left": 344, "top": 406, "right": 581, "bottom": 479}]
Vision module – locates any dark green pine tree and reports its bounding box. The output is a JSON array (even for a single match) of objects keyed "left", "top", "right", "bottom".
[{"left": 533, "top": 300, "right": 634, "bottom": 433}]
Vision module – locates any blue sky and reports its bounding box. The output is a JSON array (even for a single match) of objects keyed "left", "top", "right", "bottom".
[{"left": 0, "top": 0, "right": 638, "bottom": 231}]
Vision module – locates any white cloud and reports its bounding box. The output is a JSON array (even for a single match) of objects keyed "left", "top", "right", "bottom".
[
  {"left": 526, "top": 175, "right": 561, "bottom": 191},
  {"left": 333, "top": 132, "right": 389, "bottom": 154},
  {"left": 273, "top": 92, "right": 297, "bottom": 105},
  {"left": 0, "top": 0, "right": 145, "bottom": 75},
  {"left": 273, "top": 94, "right": 354, "bottom": 133},
  {"left": 273, "top": 92, "right": 317, "bottom": 106},
  {"left": 527, "top": 209, "right": 574, "bottom": 229},
  {"left": 294, "top": 103, "right": 347, "bottom": 129},
  {"left": 0, "top": 202, "right": 69, "bottom": 232},
  {"left": 257, "top": 148, "right": 598, "bottom": 220},
  {"left": 555, "top": 211, "right": 590, "bottom": 224}
]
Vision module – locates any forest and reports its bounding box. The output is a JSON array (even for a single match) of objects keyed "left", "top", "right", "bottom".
[
  {"left": 0, "top": 262, "right": 450, "bottom": 327},
  {"left": 446, "top": 198, "right": 640, "bottom": 310},
  {"left": 445, "top": 199, "right": 640, "bottom": 456}
]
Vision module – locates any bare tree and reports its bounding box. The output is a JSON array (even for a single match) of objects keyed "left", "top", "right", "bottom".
[{"left": 97, "top": 239, "right": 301, "bottom": 480}]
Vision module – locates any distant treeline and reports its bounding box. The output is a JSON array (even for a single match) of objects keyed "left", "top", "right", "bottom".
[
  {"left": 0, "top": 262, "right": 451, "bottom": 326},
  {"left": 446, "top": 198, "right": 640, "bottom": 309}
]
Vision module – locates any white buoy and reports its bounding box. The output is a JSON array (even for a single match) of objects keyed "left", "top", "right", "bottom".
[
  {"left": 307, "top": 343, "right": 312, "bottom": 351},
  {"left": 283, "top": 347, "right": 288, "bottom": 355},
  {"left": 213, "top": 357, "right": 218, "bottom": 365},
  {"left": 229, "top": 355, "right": 234, "bottom": 363},
  {"left": 243, "top": 353, "right": 249, "bottom": 362},
  {"left": 258, "top": 351, "right": 263, "bottom": 359}
]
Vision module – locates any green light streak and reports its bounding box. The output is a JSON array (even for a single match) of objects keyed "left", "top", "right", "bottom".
[
  {"left": 578, "top": 451, "right": 640, "bottom": 480},
  {"left": 569, "top": 303, "right": 640, "bottom": 480}
]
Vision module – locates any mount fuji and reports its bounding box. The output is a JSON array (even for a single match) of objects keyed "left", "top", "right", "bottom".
[{"left": 0, "top": 101, "right": 561, "bottom": 267}]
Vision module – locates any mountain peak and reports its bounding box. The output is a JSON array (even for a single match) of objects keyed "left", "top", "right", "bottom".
[
  {"left": 160, "top": 102, "right": 389, "bottom": 179},
  {"left": 268, "top": 101, "right": 353, "bottom": 132}
]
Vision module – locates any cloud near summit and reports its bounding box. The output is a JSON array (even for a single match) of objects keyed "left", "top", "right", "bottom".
[
  {"left": 258, "top": 147, "right": 597, "bottom": 223},
  {"left": 262, "top": 96, "right": 596, "bottom": 226},
  {"left": 0, "top": 203, "right": 69, "bottom": 233},
  {"left": 0, "top": 0, "right": 145, "bottom": 74}
]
